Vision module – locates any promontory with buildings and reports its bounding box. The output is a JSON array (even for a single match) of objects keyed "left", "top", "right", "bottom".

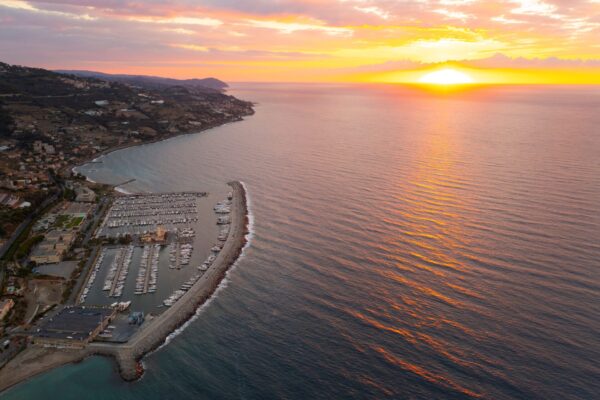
[{"left": 0, "top": 62, "right": 253, "bottom": 391}]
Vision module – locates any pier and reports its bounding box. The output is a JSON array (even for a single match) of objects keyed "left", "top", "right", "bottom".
[
  {"left": 103, "top": 246, "right": 133, "bottom": 298},
  {"left": 113, "top": 178, "right": 136, "bottom": 188},
  {"left": 108, "top": 249, "right": 126, "bottom": 297},
  {"left": 135, "top": 244, "right": 159, "bottom": 295},
  {"left": 142, "top": 246, "right": 154, "bottom": 293}
]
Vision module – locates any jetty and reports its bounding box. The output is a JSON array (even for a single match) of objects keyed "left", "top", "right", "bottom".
[{"left": 114, "top": 178, "right": 136, "bottom": 188}]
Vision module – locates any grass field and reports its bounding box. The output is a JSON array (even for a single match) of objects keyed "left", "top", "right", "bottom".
[
  {"left": 66, "top": 216, "right": 84, "bottom": 229},
  {"left": 54, "top": 215, "right": 84, "bottom": 230}
]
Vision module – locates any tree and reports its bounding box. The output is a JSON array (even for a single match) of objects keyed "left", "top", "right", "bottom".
[
  {"left": 0, "top": 102, "right": 13, "bottom": 137},
  {"left": 63, "top": 188, "right": 76, "bottom": 201},
  {"left": 118, "top": 235, "right": 132, "bottom": 245}
]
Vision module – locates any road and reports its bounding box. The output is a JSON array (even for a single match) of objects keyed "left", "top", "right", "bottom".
[
  {"left": 0, "top": 171, "right": 63, "bottom": 262},
  {"left": 0, "top": 191, "right": 60, "bottom": 260},
  {"left": 0, "top": 187, "right": 61, "bottom": 291},
  {"left": 82, "top": 197, "right": 109, "bottom": 244},
  {"left": 67, "top": 245, "right": 99, "bottom": 305},
  {"left": 68, "top": 196, "right": 110, "bottom": 305}
]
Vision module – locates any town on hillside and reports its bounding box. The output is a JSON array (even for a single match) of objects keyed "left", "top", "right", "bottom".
[{"left": 0, "top": 62, "right": 253, "bottom": 365}]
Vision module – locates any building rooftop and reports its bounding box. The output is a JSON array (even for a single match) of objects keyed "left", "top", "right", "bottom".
[
  {"left": 30, "top": 245, "right": 59, "bottom": 258},
  {"left": 33, "top": 306, "right": 114, "bottom": 341},
  {"left": 0, "top": 299, "right": 14, "bottom": 308},
  {"left": 62, "top": 202, "right": 92, "bottom": 215}
]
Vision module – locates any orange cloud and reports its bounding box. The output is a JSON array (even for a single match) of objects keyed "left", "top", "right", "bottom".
[{"left": 0, "top": 0, "right": 598, "bottom": 83}]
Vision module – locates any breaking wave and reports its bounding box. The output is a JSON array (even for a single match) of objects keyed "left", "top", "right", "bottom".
[{"left": 147, "top": 181, "right": 253, "bottom": 354}]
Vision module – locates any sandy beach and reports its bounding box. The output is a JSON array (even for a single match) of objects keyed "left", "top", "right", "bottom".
[{"left": 0, "top": 181, "right": 249, "bottom": 392}]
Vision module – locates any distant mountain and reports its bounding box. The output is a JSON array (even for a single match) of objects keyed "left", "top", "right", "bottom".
[
  {"left": 0, "top": 60, "right": 253, "bottom": 153},
  {"left": 55, "top": 70, "right": 229, "bottom": 92}
]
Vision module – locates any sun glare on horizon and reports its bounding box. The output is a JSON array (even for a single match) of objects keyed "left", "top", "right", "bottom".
[{"left": 419, "top": 68, "right": 474, "bottom": 85}]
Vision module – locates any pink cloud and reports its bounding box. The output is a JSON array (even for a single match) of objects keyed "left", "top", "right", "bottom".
[{"left": 0, "top": 0, "right": 598, "bottom": 80}]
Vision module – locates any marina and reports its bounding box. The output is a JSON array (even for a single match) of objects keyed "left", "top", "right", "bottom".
[
  {"left": 163, "top": 194, "right": 233, "bottom": 307},
  {"left": 0, "top": 179, "right": 248, "bottom": 392},
  {"left": 102, "top": 245, "right": 134, "bottom": 298},
  {"left": 168, "top": 242, "right": 193, "bottom": 269},
  {"left": 96, "top": 192, "right": 206, "bottom": 239},
  {"left": 134, "top": 244, "right": 160, "bottom": 295},
  {"left": 78, "top": 249, "right": 107, "bottom": 304},
  {"left": 77, "top": 190, "right": 223, "bottom": 314}
]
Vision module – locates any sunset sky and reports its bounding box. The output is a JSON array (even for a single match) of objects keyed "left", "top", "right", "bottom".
[{"left": 1, "top": 0, "right": 600, "bottom": 83}]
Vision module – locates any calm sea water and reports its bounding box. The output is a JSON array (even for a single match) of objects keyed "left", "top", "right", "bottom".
[{"left": 3, "top": 84, "right": 600, "bottom": 399}]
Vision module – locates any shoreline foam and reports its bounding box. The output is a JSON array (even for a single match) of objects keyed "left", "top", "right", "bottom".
[
  {"left": 150, "top": 181, "right": 253, "bottom": 355},
  {"left": 113, "top": 186, "right": 133, "bottom": 195}
]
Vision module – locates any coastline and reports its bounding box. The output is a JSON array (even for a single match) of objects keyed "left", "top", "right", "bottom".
[
  {"left": 0, "top": 181, "right": 249, "bottom": 393},
  {"left": 68, "top": 112, "right": 253, "bottom": 179}
]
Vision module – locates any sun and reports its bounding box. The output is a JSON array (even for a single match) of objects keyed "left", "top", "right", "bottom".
[{"left": 418, "top": 68, "right": 474, "bottom": 85}]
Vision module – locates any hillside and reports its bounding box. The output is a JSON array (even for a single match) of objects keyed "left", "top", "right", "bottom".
[
  {"left": 0, "top": 60, "right": 253, "bottom": 195},
  {"left": 55, "top": 70, "right": 228, "bottom": 92}
]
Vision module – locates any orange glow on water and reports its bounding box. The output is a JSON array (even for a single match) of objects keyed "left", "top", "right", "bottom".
[{"left": 373, "top": 346, "right": 481, "bottom": 398}]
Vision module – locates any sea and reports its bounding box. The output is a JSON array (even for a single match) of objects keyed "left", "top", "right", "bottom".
[{"left": 2, "top": 84, "right": 600, "bottom": 399}]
